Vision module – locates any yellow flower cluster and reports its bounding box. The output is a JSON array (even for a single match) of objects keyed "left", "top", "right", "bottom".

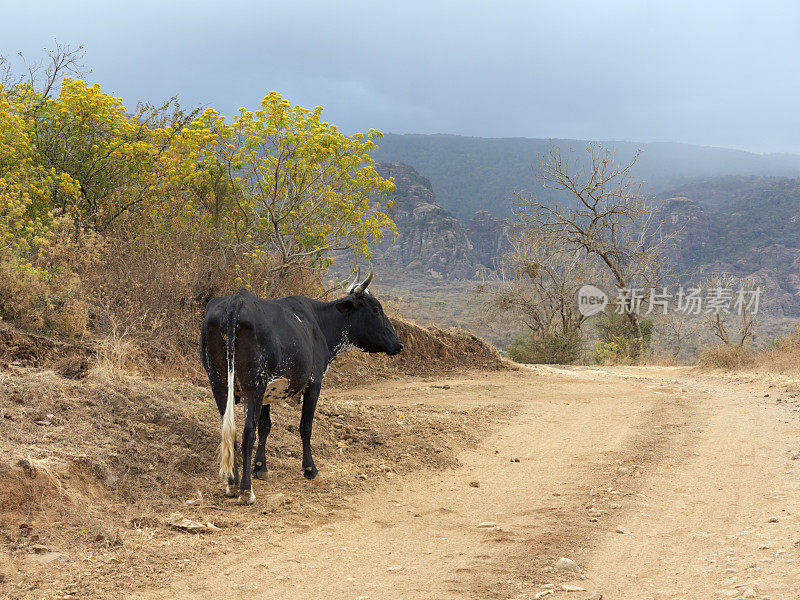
[{"left": 1, "top": 79, "right": 395, "bottom": 285}]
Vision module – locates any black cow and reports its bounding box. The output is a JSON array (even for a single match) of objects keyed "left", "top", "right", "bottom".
[{"left": 199, "top": 269, "right": 402, "bottom": 504}]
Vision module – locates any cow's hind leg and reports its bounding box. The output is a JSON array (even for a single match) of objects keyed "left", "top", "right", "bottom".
[
  {"left": 200, "top": 322, "right": 239, "bottom": 495},
  {"left": 300, "top": 381, "right": 322, "bottom": 479},
  {"left": 239, "top": 389, "right": 265, "bottom": 505},
  {"left": 253, "top": 404, "right": 271, "bottom": 480}
]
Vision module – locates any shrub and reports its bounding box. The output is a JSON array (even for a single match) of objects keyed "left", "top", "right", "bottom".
[
  {"left": 0, "top": 49, "right": 395, "bottom": 379},
  {"left": 0, "top": 258, "right": 89, "bottom": 338},
  {"left": 698, "top": 344, "right": 756, "bottom": 369},
  {"left": 507, "top": 330, "right": 582, "bottom": 364},
  {"left": 593, "top": 311, "right": 653, "bottom": 364}
]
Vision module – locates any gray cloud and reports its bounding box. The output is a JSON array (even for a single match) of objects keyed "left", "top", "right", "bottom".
[{"left": 4, "top": 0, "right": 800, "bottom": 153}]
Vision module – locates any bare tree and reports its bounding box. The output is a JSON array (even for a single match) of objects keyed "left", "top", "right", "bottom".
[
  {"left": 654, "top": 311, "right": 702, "bottom": 363},
  {"left": 16, "top": 41, "right": 88, "bottom": 101},
  {"left": 703, "top": 273, "right": 757, "bottom": 347},
  {"left": 480, "top": 227, "right": 604, "bottom": 358},
  {"left": 514, "top": 142, "right": 677, "bottom": 360}
]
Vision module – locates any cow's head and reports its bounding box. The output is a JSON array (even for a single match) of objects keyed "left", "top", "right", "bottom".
[{"left": 336, "top": 269, "right": 403, "bottom": 356}]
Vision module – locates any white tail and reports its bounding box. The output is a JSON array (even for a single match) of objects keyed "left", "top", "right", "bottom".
[{"left": 219, "top": 360, "right": 236, "bottom": 480}]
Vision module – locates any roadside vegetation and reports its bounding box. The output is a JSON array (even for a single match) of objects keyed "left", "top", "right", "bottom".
[
  {"left": 0, "top": 44, "right": 394, "bottom": 374},
  {"left": 481, "top": 142, "right": 676, "bottom": 365},
  {"left": 480, "top": 143, "right": 800, "bottom": 368}
]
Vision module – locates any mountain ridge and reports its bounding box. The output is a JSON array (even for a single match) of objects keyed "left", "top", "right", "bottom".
[{"left": 372, "top": 133, "right": 800, "bottom": 220}]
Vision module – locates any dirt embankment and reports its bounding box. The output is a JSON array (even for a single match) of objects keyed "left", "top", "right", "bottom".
[
  {"left": 327, "top": 318, "right": 509, "bottom": 386},
  {"left": 0, "top": 318, "right": 509, "bottom": 599}
]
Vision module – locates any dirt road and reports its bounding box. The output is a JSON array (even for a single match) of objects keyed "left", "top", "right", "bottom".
[{"left": 130, "top": 366, "right": 800, "bottom": 600}]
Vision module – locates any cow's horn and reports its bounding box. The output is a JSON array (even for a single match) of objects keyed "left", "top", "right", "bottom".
[
  {"left": 352, "top": 266, "right": 374, "bottom": 296},
  {"left": 347, "top": 268, "right": 361, "bottom": 295}
]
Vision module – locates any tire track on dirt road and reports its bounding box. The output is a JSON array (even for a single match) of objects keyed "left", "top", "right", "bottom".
[
  {"left": 580, "top": 368, "right": 800, "bottom": 600},
  {"left": 130, "top": 366, "right": 697, "bottom": 600}
]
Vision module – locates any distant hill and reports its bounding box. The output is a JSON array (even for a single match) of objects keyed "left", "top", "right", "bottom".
[
  {"left": 372, "top": 134, "right": 800, "bottom": 220},
  {"left": 652, "top": 176, "right": 800, "bottom": 316},
  {"left": 662, "top": 176, "right": 800, "bottom": 263}
]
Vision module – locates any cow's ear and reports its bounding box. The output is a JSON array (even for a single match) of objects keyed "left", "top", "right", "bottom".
[{"left": 335, "top": 298, "right": 358, "bottom": 313}]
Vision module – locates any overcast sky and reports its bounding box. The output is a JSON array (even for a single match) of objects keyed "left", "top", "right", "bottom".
[{"left": 3, "top": 0, "right": 800, "bottom": 154}]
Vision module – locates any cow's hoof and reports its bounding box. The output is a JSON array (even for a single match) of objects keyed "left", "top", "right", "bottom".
[
  {"left": 254, "top": 468, "right": 269, "bottom": 480},
  {"left": 303, "top": 466, "right": 319, "bottom": 480},
  {"left": 239, "top": 490, "right": 256, "bottom": 505},
  {"left": 224, "top": 484, "right": 238, "bottom": 497}
]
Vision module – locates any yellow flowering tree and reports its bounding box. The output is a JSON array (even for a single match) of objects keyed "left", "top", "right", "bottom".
[
  {"left": 192, "top": 91, "right": 395, "bottom": 288},
  {"left": 0, "top": 83, "right": 79, "bottom": 258},
  {"left": 1, "top": 56, "right": 395, "bottom": 299},
  {"left": 27, "top": 78, "right": 200, "bottom": 232}
]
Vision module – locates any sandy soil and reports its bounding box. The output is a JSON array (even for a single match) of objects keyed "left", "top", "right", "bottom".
[{"left": 118, "top": 365, "right": 800, "bottom": 600}]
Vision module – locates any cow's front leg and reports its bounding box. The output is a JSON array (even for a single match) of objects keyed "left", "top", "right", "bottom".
[
  {"left": 239, "top": 394, "right": 263, "bottom": 505},
  {"left": 253, "top": 403, "right": 271, "bottom": 480},
  {"left": 300, "top": 381, "right": 322, "bottom": 479}
]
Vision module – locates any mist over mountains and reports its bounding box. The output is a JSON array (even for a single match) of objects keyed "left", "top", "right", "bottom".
[
  {"left": 371, "top": 134, "right": 800, "bottom": 317},
  {"left": 372, "top": 133, "right": 800, "bottom": 220}
]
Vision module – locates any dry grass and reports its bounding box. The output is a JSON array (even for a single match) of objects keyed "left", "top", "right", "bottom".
[
  {"left": 326, "top": 317, "right": 511, "bottom": 386},
  {"left": 0, "top": 261, "right": 89, "bottom": 338},
  {"left": 696, "top": 323, "right": 800, "bottom": 373},
  {"left": 0, "top": 356, "right": 506, "bottom": 598},
  {"left": 89, "top": 329, "right": 138, "bottom": 380},
  {"left": 755, "top": 327, "right": 800, "bottom": 372},
  {"left": 698, "top": 344, "right": 757, "bottom": 369},
  {"left": 0, "top": 291, "right": 511, "bottom": 596}
]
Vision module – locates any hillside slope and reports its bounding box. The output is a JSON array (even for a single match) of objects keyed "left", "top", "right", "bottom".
[
  {"left": 372, "top": 133, "right": 800, "bottom": 220},
  {"left": 656, "top": 176, "right": 800, "bottom": 316}
]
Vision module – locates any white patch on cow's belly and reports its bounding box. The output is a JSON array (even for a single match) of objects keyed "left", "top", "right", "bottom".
[{"left": 263, "top": 377, "right": 304, "bottom": 404}]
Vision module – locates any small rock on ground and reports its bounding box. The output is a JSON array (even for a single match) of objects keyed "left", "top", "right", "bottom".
[
  {"left": 261, "top": 493, "right": 286, "bottom": 513},
  {"left": 554, "top": 557, "right": 581, "bottom": 573}
]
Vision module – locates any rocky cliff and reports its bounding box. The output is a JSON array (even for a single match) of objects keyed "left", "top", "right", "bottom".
[
  {"left": 466, "top": 211, "right": 513, "bottom": 268},
  {"left": 657, "top": 193, "right": 800, "bottom": 317},
  {"left": 374, "top": 163, "right": 478, "bottom": 279},
  {"left": 372, "top": 165, "right": 800, "bottom": 316}
]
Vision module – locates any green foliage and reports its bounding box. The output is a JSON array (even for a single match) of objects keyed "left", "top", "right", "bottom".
[
  {"left": 593, "top": 311, "right": 653, "bottom": 364},
  {"left": 507, "top": 330, "right": 582, "bottom": 364}
]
